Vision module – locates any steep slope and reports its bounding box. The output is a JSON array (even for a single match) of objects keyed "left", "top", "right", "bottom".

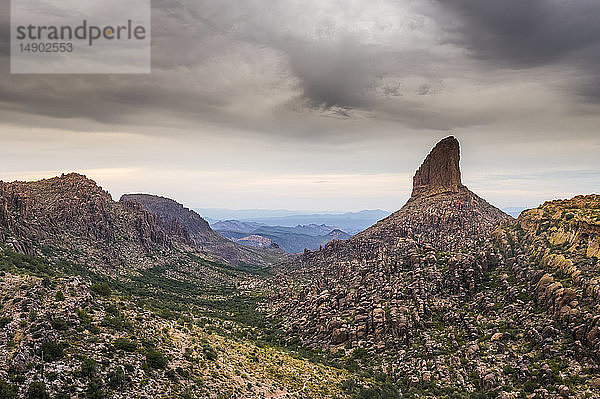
[
  {"left": 0, "top": 247, "right": 352, "bottom": 399},
  {"left": 266, "top": 139, "right": 600, "bottom": 396},
  {"left": 299, "top": 136, "right": 512, "bottom": 267},
  {"left": 351, "top": 136, "right": 512, "bottom": 251},
  {"left": 0, "top": 173, "right": 172, "bottom": 273},
  {"left": 120, "top": 194, "right": 283, "bottom": 267},
  {"left": 494, "top": 195, "right": 600, "bottom": 356}
]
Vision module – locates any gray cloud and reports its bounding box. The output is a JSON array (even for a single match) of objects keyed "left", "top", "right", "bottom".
[
  {"left": 0, "top": 0, "right": 599, "bottom": 137},
  {"left": 434, "top": 0, "right": 600, "bottom": 101}
]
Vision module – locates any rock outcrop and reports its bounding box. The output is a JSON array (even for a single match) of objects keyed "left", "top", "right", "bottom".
[
  {"left": 0, "top": 173, "right": 170, "bottom": 272},
  {"left": 305, "top": 136, "right": 512, "bottom": 257},
  {"left": 265, "top": 140, "right": 600, "bottom": 396},
  {"left": 412, "top": 136, "right": 464, "bottom": 197}
]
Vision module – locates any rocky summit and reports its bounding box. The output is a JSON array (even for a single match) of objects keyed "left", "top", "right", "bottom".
[
  {"left": 412, "top": 136, "right": 464, "bottom": 197},
  {"left": 0, "top": 173, "right": 171, "bottom": 273},
  {"left": 303, "top": 136, "right": 513, "bottom": 260}
]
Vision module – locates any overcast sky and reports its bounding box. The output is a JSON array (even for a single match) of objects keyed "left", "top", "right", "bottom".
[{"left": 1, "top": 0, "right": 598, "bottom": 212}]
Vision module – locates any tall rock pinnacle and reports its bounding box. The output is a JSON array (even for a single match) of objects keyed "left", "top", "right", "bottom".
[{"left": 412, "top": 136, "right": 464, "bottom": 197}]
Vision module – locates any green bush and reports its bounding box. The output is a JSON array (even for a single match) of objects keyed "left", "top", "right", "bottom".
[
  {"left": 202, "top": 342, "right": 218, "bottom": 361},
  {"left": 27, "top": 381, "right": 48, "bottom": 399},
  {"left": 145, "top": 349, "right": 168, "bottom": 369},
  {"left": 55, "top": 291, "right": 65, "bottom": 301},
  {"left": 101, "top": 314, "right": 132, "bottom": 331},
  {"left": 0, "top": 248, "right": 53, "bottom": 276},
  {"left": 51, "top": 318, "right": 70, "bottom": 331},
  {"left": 90, "top": 283, "right": 112, "bottom": 297},
  {"left": 113, "top": 338, "right": 137, "bottom": 352},
  {"left": 0, "top": 316, "right": 12, "bottom": 329},
  {"left": 79, "top": 357, "right": 98, "bottom": 378},
  {"left": 107, "top": 366, "right": 127, "bottom": 389},
  {"left": 86, "top": 378, "right": 105, "bottom": 399},
  {"left": 41, "top": 341, "right": 66, "bottom": 362},
  {"left": 0, "top": 381, "right": 18, "bottom": 399}
]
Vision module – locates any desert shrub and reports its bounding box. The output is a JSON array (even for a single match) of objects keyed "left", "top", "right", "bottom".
[
  {"left": 86, "top": 378, "right": 105, "bottom": 399},
  {"left": 76, "top": 308, "right": 93, "bottom": 325},
  {"left": 51, "top": 318, "right": 69, "bottom": 331},
  {"left": 202, "top": 342, "right": 218, "bottom": 361},
  {"left": 27, "top": 381, "right": 48, "bottom": 399},
  {"left": 55, "top": 291, "right": 65, "bottom": 301},
  {"left": 40, "top": 341, "right": 67, "bottom": 362},
  {"left": 79, "top": 357, "right": 98, "bottom": 378},
  {"left": 0, "top": 248, "right": 53, "bottom": 276},
  {"left": 0, "top": 316, "right": 12, "bottom": 328},
  {"left": 90, "top": 283, "right": 112, "bottom": 297},
  {"left": 113, "top": 338, "right": 137, "bottom": 352},
  {"left": 145, "top": 349, "right": 168, "bottom": 369},
  {"left": 105, "top": 304, "right": 119, "bottom": 316},
  {"left": 107, "top": 366, "right": 127, "bottom": 389},
  {"left": 101, "top": 314, "right": 132, "bottom": 331},
  {"left": 0, "top": 380, "right": 18, "bottom": 399}
]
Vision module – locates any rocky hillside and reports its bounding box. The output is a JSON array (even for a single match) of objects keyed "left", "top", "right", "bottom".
[
  {"left": 494, "top": 195, "right": 600, "bottom": 361},
  {"left": 120, "top": 194, "right": 284, "bottom": 267},
  {"left": 0, "top": 174, "right": 172, "bottom": 274},
  {"left": 0, "top": 246, "right": 354, "bottom": 399},
  {"left": 266, "top": 138, "right": 600, "bottom": 397}
]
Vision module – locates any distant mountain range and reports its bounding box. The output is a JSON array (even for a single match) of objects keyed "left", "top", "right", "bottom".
[
  {"left": 201, "top": 209, "right": 390, "bottom": 235},
  {"left": 213, "top": 221, "right": 351, "bottom": 253},
  {"left": 502, "top": 206, "right": 527, "bottom": 218}
]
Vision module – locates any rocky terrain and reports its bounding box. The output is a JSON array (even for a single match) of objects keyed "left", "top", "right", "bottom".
[
  {"left": 0, "top": 174, "right": 171, "bottom": 274},
  {"left": 120, "top": 194, "right": 283, "bottom": 267},
  {"left": 1, "top": 137, "right": 599, "bottom": 398},
  {"left": 267, "top": 138, "right": 600, "bottom": 397},
  {"left": 0, "top": 248, "right": 351, "bottom": 399}
]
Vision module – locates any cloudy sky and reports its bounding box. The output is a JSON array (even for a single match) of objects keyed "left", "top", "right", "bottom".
[{"left": 1, "top": 0, "right": 599, "bottom": 212}]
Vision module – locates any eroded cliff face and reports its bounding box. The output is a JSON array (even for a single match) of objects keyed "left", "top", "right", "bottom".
[
  {"left": 0, "top": 173, "right": 171, "bottom": 272},
  {"left": 412, "top": 136, "right": 464, "bottom": 197},
  {"left": 120, "top": 193, "right": 284, "bottom": 267}
]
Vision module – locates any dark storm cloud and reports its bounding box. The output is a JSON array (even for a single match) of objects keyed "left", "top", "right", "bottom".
[
  {"left": 435, "top": 0, "right": 600, "bottom": 100},
  {"left": 0, "top": 0, "right": 456, "bottom": 133},
  {"left": 1, "top": 0, "right": 599, "bottom": 135}
]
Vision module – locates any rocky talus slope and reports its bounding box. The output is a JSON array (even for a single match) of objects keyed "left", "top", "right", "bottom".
[
  {"left": 495, "top": 195, "right": 600, "bottom": 358},
  {"left": 267, "top": 138, "right": 600, "bottom": 397},
  {"left": 121, "top": 194, "right": 283, "bottom": 267}
]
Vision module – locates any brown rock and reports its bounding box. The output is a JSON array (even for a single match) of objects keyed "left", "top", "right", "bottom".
[{"left": 412, "top": 136, "right": 464, "bottom": 197}]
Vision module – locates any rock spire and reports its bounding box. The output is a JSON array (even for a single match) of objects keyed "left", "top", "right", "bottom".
[{"left": 412, "top": 136, "right": 464, "bottom": 197}]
